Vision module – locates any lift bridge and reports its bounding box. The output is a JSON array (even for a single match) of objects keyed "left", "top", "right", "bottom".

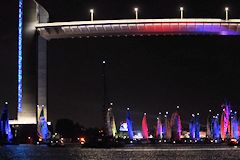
[{"left": 10, "top": 0, "right": 240, "bottom": 125}]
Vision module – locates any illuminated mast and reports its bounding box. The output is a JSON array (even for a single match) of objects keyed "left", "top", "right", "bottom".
[{"left": 102, "top": 60, "right": 108, "bottom": 135}]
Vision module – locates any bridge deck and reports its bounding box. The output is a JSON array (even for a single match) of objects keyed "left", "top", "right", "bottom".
[{"left": 36, "top": 19, "right": 240, "bottom": 40}]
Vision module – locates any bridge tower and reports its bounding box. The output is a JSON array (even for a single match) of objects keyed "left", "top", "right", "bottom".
[{"left": 11, "top": 0, "right": 48, "bottom": 125}]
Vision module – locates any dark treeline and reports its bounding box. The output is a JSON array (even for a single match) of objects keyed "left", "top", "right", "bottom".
[{"left": 55, "top": 119, "right": 103, "bottom": 141}]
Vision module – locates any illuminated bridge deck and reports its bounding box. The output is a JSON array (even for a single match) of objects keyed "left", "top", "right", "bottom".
[{"left": 36, "top": 19, "right": 240, "bottom": 40}]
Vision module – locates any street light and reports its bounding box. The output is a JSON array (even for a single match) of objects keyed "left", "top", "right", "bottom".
[
  {"left": 134, "top": 8, "right": 138, "bottom": 20},
  {"left": 180, "top": 7, "right": 184, "bottom": 19},
  {"left": 225, "top": 7, "right": 229, "bottom": 21},
  {"left": 90, "top": 9, "right": 94, "bottom": 21}
]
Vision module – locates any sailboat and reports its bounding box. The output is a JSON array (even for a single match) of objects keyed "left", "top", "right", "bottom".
[
  {"left": 0, "top": 102, "right": 13, "bottom": 144},
  {"left": 142, "top": 113, "right": 148, "bottom": 139},
  {"left": 37, "top": 105, "right": 51, "bottom": 142},
  {"left": 156, "top": 117, "right": 162, "bottom": 139},
  {"left": 111, "top": 115, "right": 117, "bottom": 138},
  {"left": 126, "top": 108, "right": 134, "bottom": 139}
]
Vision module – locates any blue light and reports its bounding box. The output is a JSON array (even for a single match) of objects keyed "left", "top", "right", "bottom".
[
  {"left": 126, "top": 109, "right": 134, "bottom": 139},
  {"left": 18, "top": 0, "right": 23, "bottom": 112}
]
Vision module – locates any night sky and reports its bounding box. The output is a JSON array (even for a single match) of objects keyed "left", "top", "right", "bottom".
[{"left": 1, "top": 0, "right": 240, "bottom": 130}]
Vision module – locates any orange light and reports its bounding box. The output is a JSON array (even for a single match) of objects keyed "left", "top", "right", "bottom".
[{"left": 80, "top": 137, "right": 86, "bottom": 144}]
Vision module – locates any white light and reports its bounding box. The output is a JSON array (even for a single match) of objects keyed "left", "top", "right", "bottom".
[
  {"left": 5, "top": 102, "right": 8, "bottom": 105},
  {"left": 180, "top": 7, "right": 184, "bottom": 19},
  {"left": 197, "top": 113, "right": 200, "bottom": 116},
  {"left": 103, "top": 61, "right": 106, "bottom": 64},
  {"left": 127, "top": 108, "right": 130, "bottom": 110},
  {"left": 144, "top": 112, "right": 147, "bottom": 115},
  {"left": 110, "top": 102, "right": 113, "bottom": 105},
  {"left": 166, "top": 111, "right": 168, "bottom": 115},
  {"left": 209, "top": 109, "right": 212, "bottom": 112},
  {"left": 192, "top": 114, "right": 195, "bottom": 117},
  {"left": 134, "top": 8, "right": 139, "bottom": 20},
  {"left": 159, "top": 112, "right": 161, "bottom": 115},
  {"left": 225, "top": 7, "right": 229, "bottom": 11},
  {"left": 90, "top": 9, "right": 94, "bottom": 21},
  {"left": 176, "top": 106, "right": 180, "bottom": 109}
]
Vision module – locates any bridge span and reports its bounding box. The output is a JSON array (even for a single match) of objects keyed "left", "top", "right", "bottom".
[{"left": 36, "top": 19, "right": 240, "bottom": 40}]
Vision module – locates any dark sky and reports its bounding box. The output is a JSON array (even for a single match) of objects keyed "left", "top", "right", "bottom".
[{"left": 1, "top": 0, "right": 240, "bottom": 130}]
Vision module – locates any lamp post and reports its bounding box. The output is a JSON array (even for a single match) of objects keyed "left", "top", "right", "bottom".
[
  {"left": 180, "top": 7, "right": 184, "bottom": 19},
  {"left": 225, "top": 7, "right": 229, "bottom": 21},
  {"left": 134, "top": 8, "right": 138, "bottom": 20},
  {"left": 90, "top": 9, "right": 94, "bottom": 21}
]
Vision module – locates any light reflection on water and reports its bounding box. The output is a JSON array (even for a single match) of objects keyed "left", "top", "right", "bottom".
[{"left": 1, "top": 144, "right": 240, "bottom": 160}]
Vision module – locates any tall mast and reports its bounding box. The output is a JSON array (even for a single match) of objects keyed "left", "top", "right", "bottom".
[
  {"left": 102, "top": 60, "right": 107, "bottom": 108},
  {"left": 102, "top": 60, "right": 108, "bottom": 135}
]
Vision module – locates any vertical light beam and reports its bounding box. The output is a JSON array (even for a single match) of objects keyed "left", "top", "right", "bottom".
[{"left": 18, "top": 0, "right": 23, "bottom": 112}]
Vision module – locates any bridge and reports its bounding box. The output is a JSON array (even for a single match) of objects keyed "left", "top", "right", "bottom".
[
  {"left": 36, "top": 19, "right": 240, "bottom": 40},
  {"left": 11, "top": 0, "right": 240, "bottom": 125}
]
